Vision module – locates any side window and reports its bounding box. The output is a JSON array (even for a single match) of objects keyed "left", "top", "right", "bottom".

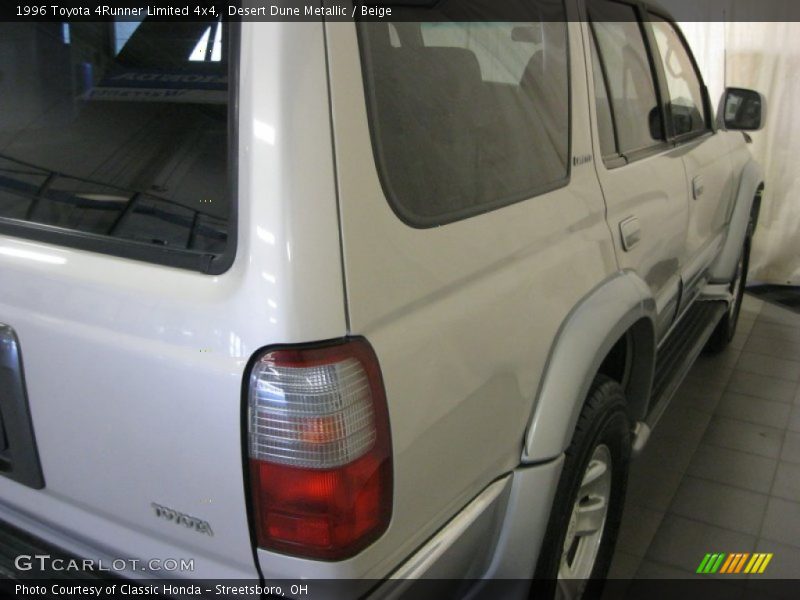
[
  {"left": 650, "top": 17, "right": 708, "bottom": 136},
  {"left": 357, "top": 3, "right": 569, "bottom": 227},
  {"left": 589, "top": 0, "right": 664, "bottom": 156}
]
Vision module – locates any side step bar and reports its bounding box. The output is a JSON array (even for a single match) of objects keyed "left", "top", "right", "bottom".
[{"left": 632, "top": 300, "right": 727, "bottom": 457}]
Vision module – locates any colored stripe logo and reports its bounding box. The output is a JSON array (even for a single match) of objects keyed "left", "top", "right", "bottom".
[{"left": 696, "top": 553, "right": 773, "bottom": 574}]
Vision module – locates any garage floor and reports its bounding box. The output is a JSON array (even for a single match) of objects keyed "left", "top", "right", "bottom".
[{"left": 609, "top": 294, "right": 800, "bottom": 581}]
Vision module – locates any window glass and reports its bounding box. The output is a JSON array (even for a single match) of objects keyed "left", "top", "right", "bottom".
[
  {"left": 589, "top": 1, "right": 664, "bottom": 154},
  {"left": 357, "top": 1, "right": 569, "bottom": 226},
  {"left": 651, "top": 17, "right": 707, "bottom": 136},
  {"left": 589, "top": 31, "right": 618, "bottom": 158},
  {"left": 0, "top": 19, "right": 231, "bottom": 269}
]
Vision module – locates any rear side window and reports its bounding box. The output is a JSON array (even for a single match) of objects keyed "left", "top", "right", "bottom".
[
  {"left": 357, "top": 2, "right": 570, "bottom": 227},
  {"left": 589, "top": 0, "right": 664, "bottom": 156},
  {"left": 0, "top": 20, "right": 233, "bottom": 272}
]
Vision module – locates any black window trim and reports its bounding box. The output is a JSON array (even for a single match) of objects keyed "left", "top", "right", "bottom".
[
  {"left": 642, "top": 8, "right": 715, "bottom": 145},
  {"left": 0, "top": 22, "right": 240, "bottom": 276},
  {"left": 588, "top": 24, "right": 622, "bottom": 163},
  {"left": 356, "top": 3, "right": 574, "bottom": 230}
]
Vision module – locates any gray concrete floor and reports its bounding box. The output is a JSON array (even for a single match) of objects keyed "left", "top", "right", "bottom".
[{"left": 608, "top": 293, "right": 800, "bottom": 581}]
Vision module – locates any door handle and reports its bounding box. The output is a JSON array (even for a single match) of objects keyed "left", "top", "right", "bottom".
[
  {"left": 693, "top": 175, "right": 705, "bottom": 199},
  {"left": 619, "top": 216, "right": 641, "bottom": 252}
]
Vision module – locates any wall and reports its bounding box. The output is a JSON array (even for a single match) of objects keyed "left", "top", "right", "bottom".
[{"left": 681, "top": 17, "right": 800, "bottom": 285}]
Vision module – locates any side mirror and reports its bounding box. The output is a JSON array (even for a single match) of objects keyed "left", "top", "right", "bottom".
[{"left": 718, "top": 87, "right": 767, "bottom": 131}]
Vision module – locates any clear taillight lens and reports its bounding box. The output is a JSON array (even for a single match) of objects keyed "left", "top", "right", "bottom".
[
  {"left": 246, "top": 339, "right": 392, "bottom": 560},
  {"left": 249, "top": 357, "right": 375, "bottom": 468}
]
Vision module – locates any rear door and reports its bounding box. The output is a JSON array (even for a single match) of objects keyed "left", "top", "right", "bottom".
[
  {"left": 0, "top": 19, "right": 346, "bottom": 579},
  {"left": 646, "top": 14, "right": 737, "bottom": 312},
  {"left": 585, "top": 0, "right": 690, "bottom": 341},
  {"left": 0, "top": 19, "right": 257, "bottom": 579}
]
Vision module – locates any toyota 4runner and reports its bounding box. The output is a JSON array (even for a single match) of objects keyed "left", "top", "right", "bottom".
[{"left": 0, "top": 1, "right": 766, "bottom": 598}]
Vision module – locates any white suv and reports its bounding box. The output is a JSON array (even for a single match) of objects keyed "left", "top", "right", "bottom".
[{"left": 0, "top": 1, "right": 765, "bottom": 597}]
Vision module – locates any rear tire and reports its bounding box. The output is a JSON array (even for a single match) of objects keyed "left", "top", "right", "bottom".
[
  {"left": 706, "top": 235, "right": 751, "bottom": 354},
  {"left": 532, "top": 375, "right": 631, "bottom": 599}
]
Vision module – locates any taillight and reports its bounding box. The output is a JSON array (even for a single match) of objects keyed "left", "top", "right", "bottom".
[{"left": 246, "top": 338, "right": 392, "bottom": 560}]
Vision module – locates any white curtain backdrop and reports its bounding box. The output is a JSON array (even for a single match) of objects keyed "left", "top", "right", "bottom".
[
  {"left": 680, "top": 18, "right": 800, "bottom": 285},
  {"left": 725, "top": 22, "right": 800, "bottom": 285}
]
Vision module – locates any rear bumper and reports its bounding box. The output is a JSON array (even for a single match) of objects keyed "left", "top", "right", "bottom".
[
  {"left": 0, "top": 518, "right": 109, "bottom": 581},
  {"left": 370, "top": 455, "right": 564, "bottom": 600},
  {"left": 0, "top": 457, "right": 564, "bottom": 598}
]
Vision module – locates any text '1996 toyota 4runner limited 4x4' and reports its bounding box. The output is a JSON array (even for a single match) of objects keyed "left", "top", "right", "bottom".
[{"left": 0, "top": 1, "right": 766, "bottom": 598}]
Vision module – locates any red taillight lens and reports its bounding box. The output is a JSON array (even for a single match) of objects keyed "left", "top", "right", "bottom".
[{"left": 246, "top": 339, "right": 392, "bottom": 560}]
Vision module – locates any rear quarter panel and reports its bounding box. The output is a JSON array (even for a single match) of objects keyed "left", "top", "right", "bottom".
[{"left": 310, "top": 19, "right": 618, "bottom": 579}]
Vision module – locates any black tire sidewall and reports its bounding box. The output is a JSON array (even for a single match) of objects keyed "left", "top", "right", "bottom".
[
  {"left": 533, "top": 376, "right": 631, "bottom": 595},
  {"left": 728, "top": 236, "right": 751, "bottom": 341},
  {"left": 706, "top": 235, "right": 751, "bottom": 353}
]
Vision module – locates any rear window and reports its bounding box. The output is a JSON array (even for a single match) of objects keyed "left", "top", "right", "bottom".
[
  {"left": 357, "top": 1, "right": 570, "bottom": 228},
  {"left": 0, "top": 20, "right": 234, "bottom": 272}
]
